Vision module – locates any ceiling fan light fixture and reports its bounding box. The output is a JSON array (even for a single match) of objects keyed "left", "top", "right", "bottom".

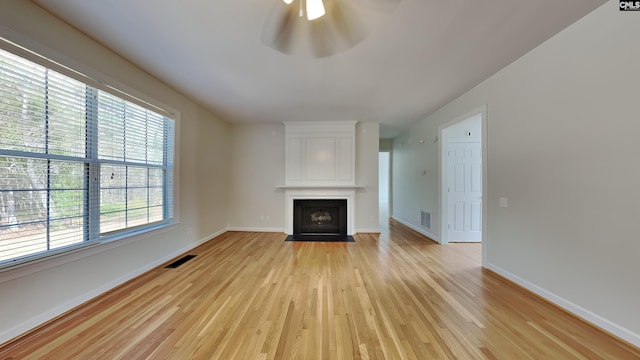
[
  {"left": 306, "top": 0, "right": 326, "bottom": 20},
  {"left": 281, "top": 0, "right": 326, "bottom": 20}
]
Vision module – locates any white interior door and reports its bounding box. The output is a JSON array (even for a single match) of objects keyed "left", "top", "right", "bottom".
[{"left": 447, "top": 141, "right": 482, "bottom": 242}]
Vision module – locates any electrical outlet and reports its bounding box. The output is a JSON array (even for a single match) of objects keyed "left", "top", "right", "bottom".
[{"left": 499, "top": 197, "right": 508, "bottom": 208}]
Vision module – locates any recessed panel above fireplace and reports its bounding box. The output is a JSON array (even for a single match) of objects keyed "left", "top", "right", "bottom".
[{"left": 284, "top": 121, "right": 356, "bottom": 187}]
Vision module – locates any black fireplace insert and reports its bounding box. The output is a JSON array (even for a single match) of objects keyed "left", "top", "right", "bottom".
[{"left": 288, "top": 199, "right": 353, "bottom": 242}]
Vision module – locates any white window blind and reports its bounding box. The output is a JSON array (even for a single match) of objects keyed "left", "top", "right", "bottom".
[{"left": 0, "top": 46, "right": 175, "bottom": 267}]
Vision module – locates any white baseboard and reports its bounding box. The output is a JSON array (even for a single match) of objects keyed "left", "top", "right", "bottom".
[
  {"left": 391, "top": 216, "right": 440, "bottom": 243},
  {"left": 0, "top": 228, "right": 226, "bottom": 346},
  {"left": 226, "top": 227, "right": 286, "bottom": 233},
  {"left": 485, "top": 263, "right": 640, "bottom": 348}
]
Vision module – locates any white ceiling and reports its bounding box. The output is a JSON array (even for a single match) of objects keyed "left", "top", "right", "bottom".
[{"left": 33, "top": 0, "right": 605, "bottom": 138}]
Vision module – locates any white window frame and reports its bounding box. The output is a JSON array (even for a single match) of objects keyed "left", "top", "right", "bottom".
[{"left": 0, "top": 30, "right": 180, "bottom": 279}]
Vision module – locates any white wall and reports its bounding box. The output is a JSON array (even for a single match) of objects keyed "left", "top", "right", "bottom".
[
  {"left": 228, "top": 123, "right": 285, "bottom": 231},
  {"left": 355, "top": 123, "right": 380, "bottom": 232},
  {"left": 392, "top": 122, "right": 441, "bottom": 240},
  {"left": 443, "top": 114, "right": 481, "bottom": 141},
  {"left": 392, "top": 1, "right": 640, "bottom": 345},
  {"left": 228, "top": 122, "right": 379, "bottom": 233},
  {"left": 0, "top": 1, "right": 231, "bottom": 344}
]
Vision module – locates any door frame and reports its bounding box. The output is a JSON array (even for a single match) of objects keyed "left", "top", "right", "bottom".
[{"left": 439, "top": 105, "right": 488, "bottom": 265}]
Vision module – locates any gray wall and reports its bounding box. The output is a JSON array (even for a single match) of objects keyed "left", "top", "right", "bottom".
[{"left": 391, "top": 1, "right": 640, "bottom": 345}]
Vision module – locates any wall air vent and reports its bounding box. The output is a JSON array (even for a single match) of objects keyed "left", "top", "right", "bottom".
[{"left": 420, "top": 211, "right": 431, "bottom": 229}]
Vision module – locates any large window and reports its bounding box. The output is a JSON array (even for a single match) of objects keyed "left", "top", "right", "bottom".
[{"left": 0, "top": 46, "right": 175, "bottom": 267}]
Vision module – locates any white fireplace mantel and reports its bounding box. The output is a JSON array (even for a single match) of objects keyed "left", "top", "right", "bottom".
[{"left": 276, "top": 185, "right": 363, "bottom": 190}]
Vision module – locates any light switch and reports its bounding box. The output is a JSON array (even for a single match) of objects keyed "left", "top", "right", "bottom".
[{"left": 499, "top": 197, "right": 508, "bottom": 208}]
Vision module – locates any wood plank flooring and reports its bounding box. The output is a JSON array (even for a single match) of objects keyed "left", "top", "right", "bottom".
[{"left": 1, "top": 219, "right": 639, "bottom": 359}]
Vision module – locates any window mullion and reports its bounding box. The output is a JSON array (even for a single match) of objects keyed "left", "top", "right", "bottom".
[
  {"left": 45, "top": 68, "right": 51, "bottom": 251},
  {"left": 123, "top": 103, "right": 128, "bottom": 229},
  {"left": 125, "top": 166, "right": 129, "bottom": 229},
  {"left": 146, "top": 111, "right": 149, "bottom": 223},
  {"left": 162, "top": 119, "right": 168, "bottom": 220},
  {"left": 85, "top": 87, "right": 99, "bottom": 242}
]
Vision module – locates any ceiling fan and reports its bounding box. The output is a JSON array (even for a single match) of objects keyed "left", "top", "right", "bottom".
[{"left": 261, "top": 0, "right": 400, "bottom": 58}]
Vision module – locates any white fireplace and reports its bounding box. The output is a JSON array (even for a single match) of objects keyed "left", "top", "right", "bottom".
[{"left": 278, "top": 121, "right": 361, "bottom": 236}]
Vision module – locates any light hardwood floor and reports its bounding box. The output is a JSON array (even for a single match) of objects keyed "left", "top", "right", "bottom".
[{"left": 1, "top": 219, "right": 639, "bottom": 359}]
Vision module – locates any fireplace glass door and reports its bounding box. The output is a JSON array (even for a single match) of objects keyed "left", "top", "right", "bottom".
[{"left": 293, "top": 199, "right": 347, "bottom": 236}]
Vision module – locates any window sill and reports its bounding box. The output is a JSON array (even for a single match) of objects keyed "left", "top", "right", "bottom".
[{"left": 0, "top": 221, "right": 178, "bottom": 284}]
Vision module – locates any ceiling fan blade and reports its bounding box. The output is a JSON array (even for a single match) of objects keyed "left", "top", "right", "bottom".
[
  {"left": 262, "top": 0, "right": 390, "bottom": 57},
  {"left": 308, "top": 18, "right": 334, "bottom": 58},
  {"left": 261, "top": 1, "right": 299, "bottom": 54},
  {"left": 309, "top": 0, "right": 366, "bottom": 57},
  {"left": 327, "top": 0, "right": 366, "bottom": 47},
  {"left": 354, "top": 0, "right": 401, "bottom": 13}
]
